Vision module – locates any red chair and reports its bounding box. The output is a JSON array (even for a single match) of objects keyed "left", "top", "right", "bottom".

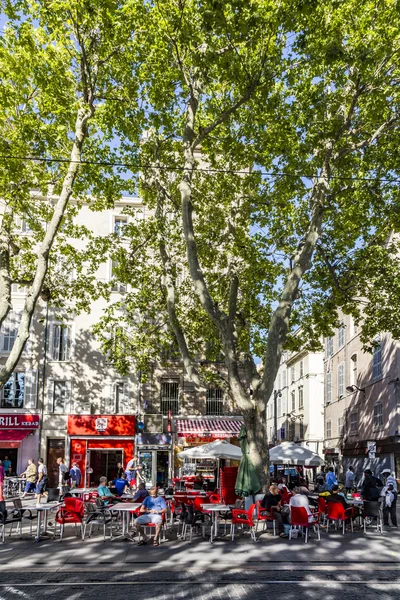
[
  {"left": 208, "top": 493, "right": 221, "bottom": 504},
  {"left": 326, "top": 502, "right": 354, "bottom": 534},
  {"left": 55, "top": 497, "right": 85, "bottom": 540},
  {"left": 230, "top": 503, "right": 257, "bottom": 542},
  {"left": 255, "top": 501, "right": 276, "bottom": 536},
  {"left": 280, "top": 491, "right": 293, "bottom": 505},
  {"left": 289, "top": 506, "right": 320, "bottom": 543},
  {"left": 137, "top": 511, "right": 167, "bottom": 544},
  {"left": 318, "top": 497, "right": 328, "bottom": 525}
]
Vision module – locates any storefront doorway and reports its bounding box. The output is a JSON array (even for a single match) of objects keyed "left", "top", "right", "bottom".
[
  {"left": 47, "top": 439, "right": 66, "bottom": 488},
  {"left": 0, "top": 449, "right": 18, "bottom": 474},
  {"left": 87, "top": 448, "right": 123, "bottom": 487},
  {"left": 138, "top": 449, "right": 169, "bottom": 488}
]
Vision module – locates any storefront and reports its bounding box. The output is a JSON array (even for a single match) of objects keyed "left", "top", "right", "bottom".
[
  {"left": 136, "top": 432, "right": 172, "bottom": 488},
  {"left": 67, "top": 415, "right": 135, "bottom": 487},
  {"left": 0, "top": 413, "right": 40, "bottom": 474},
  {"left": 174, "top": 417, "right": 243, "bottom": 479}
]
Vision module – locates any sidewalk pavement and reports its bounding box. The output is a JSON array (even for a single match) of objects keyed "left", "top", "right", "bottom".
[{"left": 0, "top": 520, "right": 398, "bottom": 572}]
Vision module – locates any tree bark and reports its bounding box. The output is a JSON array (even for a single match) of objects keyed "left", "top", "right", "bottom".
[
  {"left": 0, "top": 106, "right": 93, "bottom": 386},
  {"left": 243, "top": 405, "right": 270, "bottom": 490}
]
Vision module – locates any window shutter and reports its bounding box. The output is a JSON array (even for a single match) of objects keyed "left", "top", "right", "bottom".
[
  {"left": 48, "top": 324, "right": 55, "bottom": 361},
  {"left": 120, "top": 381, "right": 130, "bottom": 414},
  {"left": 65, "top": 381, "right": 72, "bottom": 414},
  {"left": 47, "top": 379, "right": 54, "bottom": 413},
  {"left": 105, "top": 383, "right": 115, "bottom": 414},
  {"left": 24, "top": 370, "right": 38, "bottom": 410}
]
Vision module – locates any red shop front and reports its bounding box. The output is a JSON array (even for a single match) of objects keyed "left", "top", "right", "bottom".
[{"left": 68, "top": 415, "right": 135, "bottom": 488}]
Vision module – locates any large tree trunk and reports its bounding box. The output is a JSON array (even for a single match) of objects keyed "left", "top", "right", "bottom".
[{"left": 243, "top": 405, "right": 270, "bottom": 491}]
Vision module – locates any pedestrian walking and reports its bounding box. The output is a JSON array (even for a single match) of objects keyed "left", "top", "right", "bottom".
[
  {"left": 325, "top": 466, "right": 337, "bottom": 490},
  {"left": 57, "top": 457, "right": 70, "bottom": 494},
  {"left": 345, "top": 466, "right": 356, "bottom": 492},
  {"left": 35, "top": 458, "right": 48, "bottom": 504},
  {"left": 20, "top": 458, "right": 37, "bottom": 497},
  {"left": 381, "top": 470, "right": 398, "bottom": 528},
  {"left": 69, "top": 462, "right": 82, "bottom": 489}
]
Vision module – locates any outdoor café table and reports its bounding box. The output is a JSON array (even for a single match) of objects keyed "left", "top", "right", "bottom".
[
  {"left": 109, "top": 502, "right": 142, "bottom": 541},
  {"left": 201, "top": 503, "right": 231, "bottom": 543},
  {"left": 69, "top": 488, "right": 95, "bottom": 498},
  {"left": 22, "top": 502, "right": 62, "bottom": 542}
]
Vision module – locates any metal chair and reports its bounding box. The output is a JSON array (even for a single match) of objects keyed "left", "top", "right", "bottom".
[
  {"left": 13, "top": 498, "right": 37, "bottom": 536},
  {"left": 363, "top": 501, "right": 383, "bottom": 534},
  {"left": 0, "top": 500, "right": 23, "bottom": 542},
  {"left": 84, "top": 502, "right": 113, "bottom": 541}
]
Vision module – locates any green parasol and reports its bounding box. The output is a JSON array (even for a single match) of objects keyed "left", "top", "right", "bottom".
[{"left": 235, "top": 424, "right": 262, "bottom": 497}]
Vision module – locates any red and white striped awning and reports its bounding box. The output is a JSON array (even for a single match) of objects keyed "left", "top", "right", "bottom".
[{"left": 176, "top": 418, "right": 243, "bottom": 438}]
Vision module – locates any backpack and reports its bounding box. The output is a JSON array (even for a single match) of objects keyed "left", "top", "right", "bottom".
[{"left": 63, "top": 470, "right": 71, "bottom": 482}]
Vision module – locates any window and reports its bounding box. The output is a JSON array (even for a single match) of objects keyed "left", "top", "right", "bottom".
[
  {"left": 338, "top": 362, "right": 344, "bottom": 397},
  {"left": 1, "top": 372, "right": 25, "bottom": 408},
  {"left": 111, "top": 261, "right": 127, "bottom": 293},
  {"left": 290, "top": 366, "right": 295, "bottom": 383},
  {"left": 269, "top": 426, "right": 273, "bottom": 440},
  {"left": 282, "top": 369, "right": 287, "bottom": 388},
  {"left": 15, "top": 216, "right": 32, "bottom": 233},
  {"left": 52, "top": 381, "right": 67, "bottom": 414},
  {"left": 373, "top": 403, "right": 383, "bottom": 429},
  {"left": 206, "top": 386, "right": 223, "bottom": 416},
  {"left": 298, "top": 386, "right": 304, "bottom": 409},
  {"left": 277, "top": 374, "right": 281, "bottom": 390},
  {"left": 338, "top": 322, "right": 345, "bottom": 348},
  {"left": 0, "top": 311, "right": 18, "bottom": 353},
  {"left": 161, "top": 380, "right": 179, "bottom": 415},
  {"left": 291, "top": 390, "right": 295, "bottom": 411},
  {"left": 350, "top": 354, "right": 357, "bottom": 386},
  {"left": 338, "top": 415, "right": 344, "bottom": 436},
  {"left": 326, "top": 372, "right": 332, "bottom": 404},
  {"left": 277, "top": 396, "right": 282, "bottom": 417},
  {"left": 326, "top": 337, "right": 334, "bottom": 357},
  {"left": 11, "top": 284, "right": 27, "bottom": 295},
  {"left": 299, "top": 421, "right": 304, "bottom": 439},
  {"left": 326, "top": 420, "right": 332, "bottom": 439},
  {"left": 299, "top": 360, "right": 304, "bottom": 378},
  {"left": 373, "top": 342, "right": 382, "bottom": 379},
  {"left": 115, "top": 382, "right": 127, "bottom": 413},
  {"left": 114, "top": 217, "right": 127, "bottom": 236},
  {"left": 289, "top": 421, "right": 295, "bottom": 440},
  {"left": 52, "top": 325, "right": 71, "bottom": 361},
  {"left": 350, "top": 412, "right": 358, "bottom": 434}
]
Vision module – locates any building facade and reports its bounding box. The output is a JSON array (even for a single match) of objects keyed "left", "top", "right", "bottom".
[
  {"left": 266, "top": 347, "right": 325, "bottom": 456},
  {"left": 0, "top": 196, "right": 243, "bottom": 487},
  {"left": 323, "top": 313, "right": 400, "bottom": 482}
]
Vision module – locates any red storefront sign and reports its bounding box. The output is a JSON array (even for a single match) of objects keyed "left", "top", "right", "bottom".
[
  {"left": 0, "top": 414, "right": 40, "bottom": 429},
  {"left": 67, "top": 415, "right": 135, "bottom": 436},
  {"left": 68, "top": 415, "right": 135, "bottom": 488}
]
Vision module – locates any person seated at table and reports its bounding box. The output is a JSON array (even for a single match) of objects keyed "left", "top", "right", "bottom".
[
  {"left": 289, "top": 487, "right": 315, "bottom": 522},
  {"left": 6, "top": 465, "right": 16, "bottom": 477},
  {"left": 326, "top": 484, "right": 349, "bottom": 509},
  {"left": 314, "top": 477, "right": 328, "bottom": 493},
  {"left": 134, "top": 486, "right": 167, "bottom": 546},
  {"left": 261, "top": 484, "right": 288, "bottom": 538},
  {"left": 193, "top": 472, "right": 204, "bottom": 490},
  {"left": 277, "top": 477, "right": 290, "bottom": 494},
  {"left": 133, "top": 482, "right": 149, "bottom": 502},
  {"left": 97, "top": 476, "right": 119, "bottom": 505},
  {"left": 113, "top": 473, "right": 129, "bottom": 497}
]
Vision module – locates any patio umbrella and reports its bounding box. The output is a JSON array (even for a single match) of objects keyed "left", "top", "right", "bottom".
[
  {"left": 235, "top": 425, "right": 262, "bottom": 497},
  {"left": 177, "top": 439, "right": 242, "bottom": 460},
  {"left": 269, "top": 442, "right": 324, "bottom": 466}
]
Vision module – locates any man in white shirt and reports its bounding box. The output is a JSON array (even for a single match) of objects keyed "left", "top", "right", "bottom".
[
  {"left": 289, "top": 487, "right": 314, "bottom": 523},
  {"left": 382, "top": 470, "right": 398, "bottom": 527},
  {"left": 57, "top": 457, "right": 69, "bottom": 493},
  {"left": 35, "top": 458, "right": 49, "bottom": 504}
]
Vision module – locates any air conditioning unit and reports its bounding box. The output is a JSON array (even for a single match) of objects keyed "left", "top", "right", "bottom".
[{"left": 144, "top": 414, "right": 164, "bottom": 433}]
